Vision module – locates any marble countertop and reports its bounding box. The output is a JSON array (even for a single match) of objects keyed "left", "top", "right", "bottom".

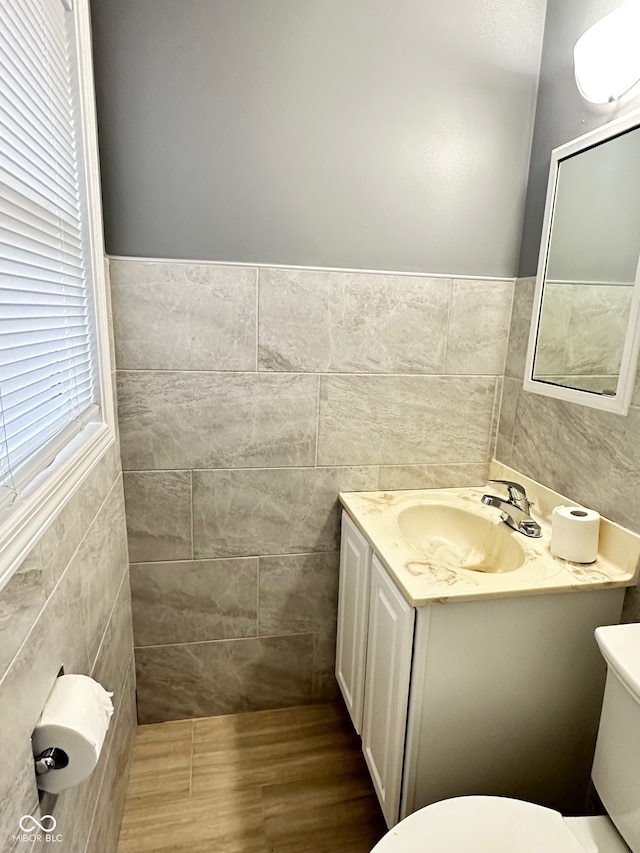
[{"left": 339, "top": 466, "right": 640, "bottom": 607}]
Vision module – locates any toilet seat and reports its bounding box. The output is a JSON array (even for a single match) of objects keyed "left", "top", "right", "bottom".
[{"left": 371, "top": 796, "right": 589, "bottom": 853}]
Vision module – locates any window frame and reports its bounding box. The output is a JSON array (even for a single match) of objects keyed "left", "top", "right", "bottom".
[{"left": 0, "top": 0, "right": 116, "bottom": 591}]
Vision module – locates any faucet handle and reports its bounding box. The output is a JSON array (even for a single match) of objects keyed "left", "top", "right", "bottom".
[{"left": 488, "top": 479, "right": 528, "bottom": 502}]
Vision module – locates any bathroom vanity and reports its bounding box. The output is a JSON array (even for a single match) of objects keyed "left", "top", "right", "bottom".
[{"left": 336, "top": 466, "right": 640, "bottom": 828}]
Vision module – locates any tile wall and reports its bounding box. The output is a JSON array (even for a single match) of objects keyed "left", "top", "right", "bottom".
[
  {"left": 0, "top": 442, "right": 135, "bottom": 853},
  {"left": 534, "top": 281, "right": 631, "bottom": 394},
  {"left": 497, "top": 277, "right": 640, "bottom": 622},
  {"left": 110, "top": 258, "right": 514, "bottom": 723},
  {"left": 0, "top": 258, "right": 135, "bottom": 853}
]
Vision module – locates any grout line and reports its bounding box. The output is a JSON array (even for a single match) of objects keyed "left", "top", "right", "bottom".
[
  {"left": 115, "top": 367, "right": 501, "bottom": 378},
  {"left": 256, "top": 556, "right": 261, "bottom": 638},
  {"left": 189, "top": 469, "right": 194, "bottom": 561},
  {"left": 485, "top": 377, "right": 497, "bottom": 461},
  {"left": 255, "top": 267, "right": 260, "bottom": 372},
  {"left": 314, "top": 375, "right": 321, "bottom": 467},
  {"left": 134, "top": 631, "right": 316, "bottom": 651},
  {"left": 124, "top": 462, "right": 487, "bottom": 477},
  {"left": 89, "top": 563, "right": 130, "bottom": 678},
  {"left": 507, "top": 380, "right": 521, "bottom": 460},
  {"left": 441, "top": 277, "right": 454, "bottom": 373},
  {"left": 130, "top": 552, "right": 337, "bottom": 569},
  {"left": 188, "top": 719, "right": 195, "bottom": 796},
  {"left": 258, "top": 785, "right": 267, "bottom": 842}
]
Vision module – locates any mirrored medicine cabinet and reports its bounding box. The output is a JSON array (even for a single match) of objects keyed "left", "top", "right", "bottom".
[{"left": 524, "top": 108, "right": 640, "bottom": 414}]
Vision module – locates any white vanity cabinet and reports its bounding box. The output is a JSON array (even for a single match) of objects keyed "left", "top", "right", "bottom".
[
  {"left": 336, "top": 512, "right": 414, "bottom": 826},
  {"left": 361, "top": 554, "right": 415, "bottom": 828},
  {"left": 335, "top": 511, "right": 372, "bottom": 733},
  {"left": 335, "top": 509, "right": 627, "bottom": 829}
]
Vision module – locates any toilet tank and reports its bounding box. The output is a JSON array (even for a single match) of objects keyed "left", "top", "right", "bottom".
[{"left": 592, "top": 623, "right": 640, "bottom": 853}]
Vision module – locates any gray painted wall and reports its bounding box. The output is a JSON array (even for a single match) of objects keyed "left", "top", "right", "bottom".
[
  {"left": 90, "top": 0, "right": 545, "bottom": 276},
  {"left": 518, "top": 0, "right": 640, "bottom": 276},
  {"left": 546, "top": 128, "right": 640, "bottom": 283}
]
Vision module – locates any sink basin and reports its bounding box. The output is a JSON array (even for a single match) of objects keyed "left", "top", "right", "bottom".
[{"left": 396, "top": 503, "right": 526, "bottom": 573}]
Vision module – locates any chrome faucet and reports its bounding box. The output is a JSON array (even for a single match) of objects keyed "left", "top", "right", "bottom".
[{"left": 481, "top": 479, "right": 542, "bottom": 538}]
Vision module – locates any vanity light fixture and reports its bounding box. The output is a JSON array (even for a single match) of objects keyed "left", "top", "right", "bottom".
[{"left": 574, "top": 1, "right": 640, "bottom": 103}]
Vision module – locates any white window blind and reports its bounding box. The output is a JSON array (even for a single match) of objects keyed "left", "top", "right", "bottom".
[{"left": 0, "top": 0, "right": 98, "bottom": 508}]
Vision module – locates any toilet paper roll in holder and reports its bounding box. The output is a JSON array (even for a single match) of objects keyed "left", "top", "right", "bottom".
[{"left": 34, "top": 747, "right": 69, "bottom": 776}]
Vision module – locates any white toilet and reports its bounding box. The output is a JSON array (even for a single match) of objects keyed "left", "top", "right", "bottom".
[{"left": 372, "top": 622, "right": 640, "bottom": 853}]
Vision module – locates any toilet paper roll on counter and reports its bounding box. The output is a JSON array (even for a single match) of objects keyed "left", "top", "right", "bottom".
[
  {"left": 32, "top": 674, "right": 114, "bottom": 793},
  {"left": 550, "top": 505, "right": 600, "bottom": 564}
]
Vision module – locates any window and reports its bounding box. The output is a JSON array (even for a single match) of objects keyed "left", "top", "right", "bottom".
[{"left": 0, "top": 0, "right": 114, "bottom": 588}]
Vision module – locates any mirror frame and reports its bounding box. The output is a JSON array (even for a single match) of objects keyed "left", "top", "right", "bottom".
[{"left": 524, "top": 107, "right": 640, "bottom": 415}]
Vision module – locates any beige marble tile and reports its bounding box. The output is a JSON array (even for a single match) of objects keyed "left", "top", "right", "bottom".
[
  {"left": 0, "top": 599, "right": 67, "bottom": 806},
  {"left": 53, "top": 550, "right": 90, "bottom": 676},
  {"left": 192, "top": 467, "right": 378, "bottom": 559},
  {"left": 317, "top": 375, "right": 497, "bottom": 466},
  {"left": 123, "top": 471, "right": 192, "bottom": 563},
  {"left": 39, "top": 442, "right": 122, "bottom": 594},
  {"left": 569, "top": 285, "right": 633, "bottom": 375},
  {"left": 91, "top": 572, "right": 135, "bottom": 695},
  {"left": 506, "top": 389, "right": 640, "bottom": 534},
  {"left": 495, "top": 376, "right": 520, "bottom": 463},
  {"left": 445, "top": 279, "right": 514, "bottom": 375},
  {"left": 312, "top": 629, "right": 341, "bottom": 702},
  {"left": 135, "top": 635, "right": 314, "bottom": 723},
  {"left": 0, "top": 546, "right": 46, "bottom": 679},
  {"left": 78, "top": 480, "right": 130, "bottom": 664},
  {"left": 259, "top": 552, "right": 339, "bottom": 636},
  {"left": 117, "top": 371, "right": 318, "bottom": 470},
  {"left": 258, "top": 268, "right": 449, "bottom": 373},
  {"left": 86, "top": 663, "right": 137, "bottom": 853},
  {"left": 533, "top": 282, "right": 572, "bottom": 377},
  {"left": 488, "top": 375, "right": 504, "bottom": 459},
  {"left": 130, "top": 557, "right": 258, "bottom": 646},
  {"left": 536, "top": 283, "right": 631, "bottom": 379},
  {"left": 0, "top": 450, "right": 130, "bottom": 853},
  {"left": 504, "top": 276, "right": 536, "bottom": 380},
  {"left": 111, "top": 261, "right": 256, "bottom": 370},
  {"left": 376, "top": 462, "right": 489, "bottom": 491},
  {"left": 0, "top": 745, "right": 38, "bottom": 853}
]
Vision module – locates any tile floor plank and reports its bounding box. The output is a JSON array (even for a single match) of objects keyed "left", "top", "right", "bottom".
[
  {"left": 262, "top": 767, "right": 387, "bottom": 853},
  {"left": 192, "top": 703, "right": 363, "bottom": 794},
  {"left": 125, "top": 719, "right": 194, "bottom": 802},
  {"left": 118, "top": 789, "right": 268, "bottom": 853},
  {"left": 117, "top": 702, "right": 385, "bottom": 853}
]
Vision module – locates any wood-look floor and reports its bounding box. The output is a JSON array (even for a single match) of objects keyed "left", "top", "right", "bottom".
[{"left": 117, "top": 702, "right": 387, "bottom": 853}]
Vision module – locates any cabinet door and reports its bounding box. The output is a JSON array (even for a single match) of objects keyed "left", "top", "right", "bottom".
[
  {"left": 335, "top": 511, "right": 372, "bottom": 734},
  {"left": 362, "top": 555, "right": 415, "bottom": 828}
]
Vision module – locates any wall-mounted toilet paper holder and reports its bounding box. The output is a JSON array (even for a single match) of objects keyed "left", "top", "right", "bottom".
[
  {"left": 34, "top": 747, "right": 69, "bottom": 776},
  {"left": 32, "top": 673, "right": 114, "bottom": 793}
]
